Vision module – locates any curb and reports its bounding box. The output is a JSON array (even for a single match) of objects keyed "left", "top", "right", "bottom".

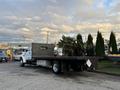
[{"left": 90, "top": 70, "right": 120, "bottom": 76}]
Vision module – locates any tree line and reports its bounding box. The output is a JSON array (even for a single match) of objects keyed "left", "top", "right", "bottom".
[{"left": 58, "top": 31, "right": 118, "bottom": 56}]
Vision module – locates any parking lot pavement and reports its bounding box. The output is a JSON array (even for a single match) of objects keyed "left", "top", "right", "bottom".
[{"left": 0, "top": 62, "right": 120, "bottom": 90}]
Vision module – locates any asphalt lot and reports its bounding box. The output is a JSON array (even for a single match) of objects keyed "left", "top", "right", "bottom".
[{"left": 0, "top": 62, "right": 120, "bottom": 90}]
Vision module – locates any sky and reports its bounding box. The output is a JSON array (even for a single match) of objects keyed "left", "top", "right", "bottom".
[{"left": 0, "top": 0, "right": 120, "bottom": 43}]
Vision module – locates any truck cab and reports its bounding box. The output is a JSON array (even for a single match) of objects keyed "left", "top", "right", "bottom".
[
  {"left": 20, "top": 45, "right": 62, "bottom": 66},
  {"left": 13, "top": 47, "right": 29, "bottom": 61}
]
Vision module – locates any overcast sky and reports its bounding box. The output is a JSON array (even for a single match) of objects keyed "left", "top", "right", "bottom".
[{"left": 0, "top": 0, "right": 120, "bottom": 43}]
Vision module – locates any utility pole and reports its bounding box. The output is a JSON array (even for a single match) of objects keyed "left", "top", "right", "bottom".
[
  {"left": 46, "top": 31, "right": 49, "bottom": 44},
  {"left": 22, "top": 35, "right": 26, "bottom": 43}
]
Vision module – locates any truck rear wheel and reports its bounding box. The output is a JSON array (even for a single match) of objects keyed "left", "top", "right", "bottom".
[{"left": 52, "top": 61, "right": 61, "bottom": 74}]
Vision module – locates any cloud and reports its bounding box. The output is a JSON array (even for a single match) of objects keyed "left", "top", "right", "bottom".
[
  {"left": 61, "top": 25, "right": 74, "bottom": 33},
  {"left": 2, "top": 0, "right": 34, "bottom": 2},
  {"left": 41, "top": 27, "right": 56, "bottom": 32},
  {"left": 21, "top": 28, "right": 30, "bottom": 32},
  {"left": 4, "top": 16, "right": 18, "bottom": 20},
  {"left": 48, "top": 0, "right": 57, "bottom": 3},
  {"left": 0, "top": 0, "right": 119, "bottom": 43}
]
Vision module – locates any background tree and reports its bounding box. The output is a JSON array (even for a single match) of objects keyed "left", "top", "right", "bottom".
[
  {"left": 58, "top": 35, "right": 75, "bottom": 56},
  {"left": 74, "top": 34, "right": 84, "bottom": 56},
  {"left": 109, "top": 32, "right": 118, "bottom": 54},
  {"left": 86, "top": 34, "right": 94, "bottom": 56},
  {"left": 95, "top": 31, "right": 105, "bottom": 56},
  {"left": 58, "top": 34, "right": 85, "bottom": 56}
]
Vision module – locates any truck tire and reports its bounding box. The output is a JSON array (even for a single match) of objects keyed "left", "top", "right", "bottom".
[
  {"left": 52, "top": 61, "right": 61, "bottom": 74},
  {"left": 20, "top": 58, "right": 25, "bottom": 67}
]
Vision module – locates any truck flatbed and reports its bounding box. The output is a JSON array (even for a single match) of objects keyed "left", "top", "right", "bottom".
[{"left": 33, "top": 56, "right": 100, "bottom": 61}]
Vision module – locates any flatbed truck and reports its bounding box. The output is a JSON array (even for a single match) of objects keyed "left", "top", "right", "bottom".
[{"left": 20, "top": 43, "right": 100, "bottom": 74}]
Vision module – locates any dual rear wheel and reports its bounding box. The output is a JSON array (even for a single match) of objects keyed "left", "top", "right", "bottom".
[{"left": 52, "top": 61, "right": 85, "bottom": 74}]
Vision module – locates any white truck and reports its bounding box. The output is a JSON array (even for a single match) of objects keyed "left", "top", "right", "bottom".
[{"left": 20, "top": 43, "right": 99, "bottom": 74}]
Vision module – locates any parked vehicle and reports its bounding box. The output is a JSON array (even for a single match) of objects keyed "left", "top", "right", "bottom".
[
  {"left": 107, "top": 54, "right": 120, "bottom": 62},
  {"left": 20, "top": 43, "right": 100, "bottom": 74},
  {"left": 0, "top": 50, "right": 8, "bottom": 62}
]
